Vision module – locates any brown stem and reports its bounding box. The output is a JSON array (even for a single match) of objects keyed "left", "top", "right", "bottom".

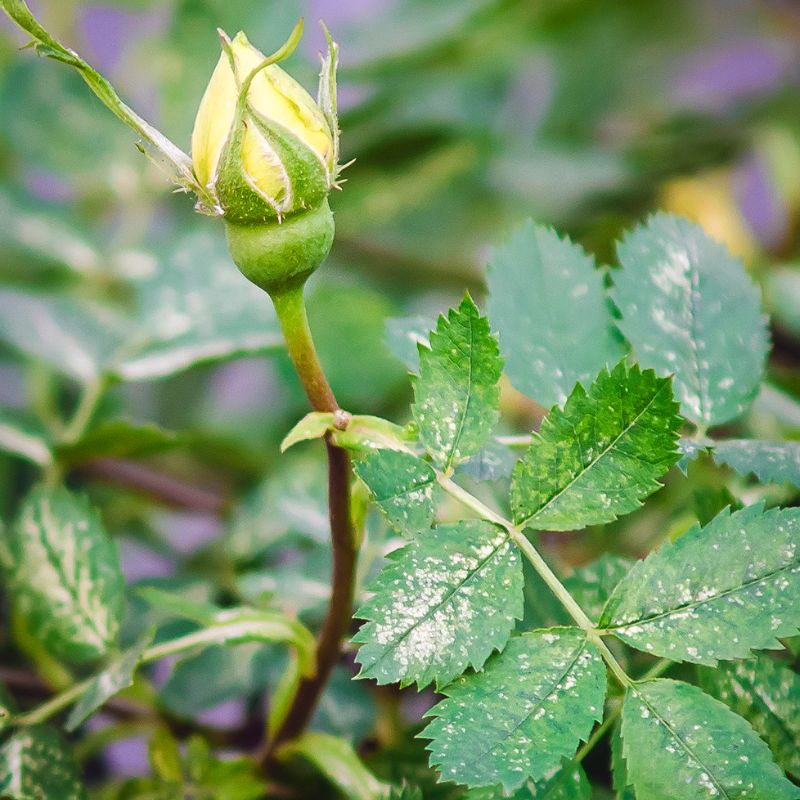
[{"left": 263, "top": 285, "right": 357, "bottom": 761}]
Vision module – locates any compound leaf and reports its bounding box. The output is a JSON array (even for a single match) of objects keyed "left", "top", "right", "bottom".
[
  {"left": 413, "top": 294, "right": 502, "bottom": 471},
  {"left": 621, "top": 679, "right": 798, "bottom": 800},
  {"left": 712, "top": 440, "right": 800, "bottom": 488},
  {"left": 487, "top": 219, "right": 622, "bottom": 407},
  {"left": 0, "top": 485, "right": 124, "bottom": 663},
  {"left": 0, "top": 726, "right": 87, "bottom": 800},
  {"left": 354, "top": 521, "right": 523, "bottom": 689},
  {"left": 511, "top": 362, "right": 681, "bottom": 531},
  {"left": 355, "top": 449, "right": 438, "bottom": 537},
  {"left": 422, "top": 628, "right": 606, "bottom": 792},
  {"left": 601, "top": 503, "right": 800, "bottom": 664},
  {"left": 698, "top": 653, "right": 800, "bottom": 778},
  {"left": 613, "top": 213, "right": 769, "bottom": 426}
]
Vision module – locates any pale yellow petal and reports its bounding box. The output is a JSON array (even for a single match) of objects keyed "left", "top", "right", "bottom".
[{"left": 191, "top": 51, "right": 238, "bottom": 189}]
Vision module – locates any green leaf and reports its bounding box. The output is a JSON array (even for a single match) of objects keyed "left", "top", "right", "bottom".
[
  {"left": 698, "top": 653, "right": 800, "bottom": 778},
  {"left": 0, "top": 290, "right": 127, "bottom": 383},
  {"left": 712, "top": 440, "right": 800, "bottom": 488},
  {"left": 385, "top": 314, "right": 434, "bottom": 372},
  {"left": 354, "top": 449, "right": 438, "bottom": 537},
  {"left": 65, "top": 631, "right": 154, "bottom": 731},
  {"left": 0, "top": 406, "right": 51, "bottom": 467},
  {"left": 601, "top": 503, "right": 800, "bottom": 664},
  {"left": 613, "top": 213, "right": 770, "bottom": 426},
  {"left": 487, "top": 219, "right": 622, "bottom": 407},
  {"left": 413, "top": 294, "right": 502, "bottom": 470},
  {"left": 459, "top": 439, "right": 517, "bottom": 482},
  {"left": 281, "top": 412, "right": 335, "bottom": 452},
  {"left": 55, "top": 419, "right": 181, "bottom": 466},
  {"left": 0, "top": 726, "right": 87, "bottom": 800},
  {"left": 0, "top": 0, "right": 212, "bottom": 208},
  {"left": 611, "top": 725, "right": 636, "bottom": 800},
  {"left": 331, "top": 415, "right": 412, "bottom": 452},
  {"left": 278, "top": 732, "right": 388, "bottom": 800},
  {"left": 510, "top": 362, "right": 681, "bottom": 531},
  {"left": 0, "top": 485, "right": 124, "bottom": 663},
  {"left": 115, "top": 231, "right": 284, "bottom": 381},
  {"left": 463, "top": 762, "right": 592, "bottom": 799},
  {"left": 354, "top": 521, "right": 523, "bottom": 689},
  {"left": 184, "top": 736, "right": 268, "bottom": 800},
  {"left": 422, "top": 628, "right": 606, "bottom": 792},
  {"left": 621, "top": 679, "right": 799, "bottom": 800},
  {"left": 677, "top": 437, "right": 712, "bottom": 475},
  {"left": 563, "top": 554, "right": 635, "bottom": 624}
]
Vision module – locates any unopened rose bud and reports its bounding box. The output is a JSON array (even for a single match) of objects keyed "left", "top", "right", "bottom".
[{"left": 192, "top": 22, "right": 341, "bottom": 295}]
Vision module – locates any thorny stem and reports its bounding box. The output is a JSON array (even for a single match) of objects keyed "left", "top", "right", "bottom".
[
  {"left": 264, "top": 285, "right": 357, "bottom": 760},
  {"left": 435, "top": 473, "right": 649, "bottom": 690}
]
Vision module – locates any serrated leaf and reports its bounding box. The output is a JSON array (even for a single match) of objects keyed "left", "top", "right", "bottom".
[
  {"left": 0, "top": 485, "right": 124, "bottom": 663},
  {"left": 464, "top": 761, "right": 592, "bottom": 799},
  {"left": 278, "top": 732, "right": 388, "bottom": 800},
  {"left": 677, "top": 437, "right": 712, "bottom": 475},
  {"left": 698, "top": 654, "right": 800, "bottom": 777},
  {"left": 422, "top": 628, "right": 606, "bottom": 792},
  {"left": 413, "top": 294, "right": 502, "bottom": 470},
  {"left": 712, "top": 440, "right": 800, "bottom": 488},
  {"left": 601, "top": 503, "right": 800, "bottom": 664},
  {"left": 0, "top": 406, "right": 51, "bottom": 466},
  {"left": 0, "top": 727, "right": 87, "bottom": 800},
  {"left": 510, "top": 362, "right": 681, "bottom": 531},
  {"left": 55, "top": 419, "right": 181, "bottom": 465},
  {"left": 281, "top": 412, "right": 335, "bottom": 452},
  {"left": 487, "top": 219, "right": 622, "bottom": 407},
  {"left": 563, "top": 554, "right": 634, "bottom": 624},
  {"left": 613, "top": 213, "right": 770, "bottom": 426},
  {"left": 621, "top": 679, "right": 799, "bottom": 800},
  {"left": 354, "top": 521, "right": 523, "bottom": 689},
  {"left": 66, "top": 631, "right": 154, "bottom": 731},
  {"left": 355, "top": 449, "right": 438, "bottom": 537},
  {"left": 611, "top": 725, "right": 636, "bottom": 800}
]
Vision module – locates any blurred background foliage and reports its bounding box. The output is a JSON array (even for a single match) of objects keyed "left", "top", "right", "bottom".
[{"left": 2, "top": 0, "right": 800, "bottom": 796}]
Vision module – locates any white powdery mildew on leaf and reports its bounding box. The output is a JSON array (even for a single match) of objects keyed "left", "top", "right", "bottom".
[
  {"left": 353, "top": 520, "right": 523, "bottom": 690},
  {"left": 0, "top": 486, "right": 123, "bottom": 663},
  {"left": 621, "top": 679, "right": 799, "bottom": 800},
  {"left": 412, "top": 294, "right": 503, "bottom": 471},
  {"left": 486, "top": 220, "right": 622, "bottom": 408},
  {"left": 601, "top": 503, "right": 800, "bottom": 665},
  {"left": 354, "top": 449, "right": 438, "bottom": 537},
  {"left": 510, "top": 361, "right": 681, "bottom": 531},
  {"left": 613, "top": 213, "right": 770, "bottom": 426},
  {"left": 698, "top": 653, "right": 800, "bottom": 778},
  {"left": 712, "top": 440, "right": 800, "bottom": 489},
  {"left": 0, "top": 726, "right": 88, "bottom": 799},
  {"left": 422, "top": 628, "right": 606, "bottom": 792}
]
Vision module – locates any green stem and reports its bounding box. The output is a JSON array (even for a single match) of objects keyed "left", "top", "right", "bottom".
[
  {"left": 264, "top": 285, "right": 357, "bottom": 759},
  {"left": 436, "top": 473, "right": 633, "bottom": 688},
  {"left": 61, "top": 375, "right": 108, "bottom": 444},
  {"left": 15, "top": 626, "right": 251, "bottom": 727}
]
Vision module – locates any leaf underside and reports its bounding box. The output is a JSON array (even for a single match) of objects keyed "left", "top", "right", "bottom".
[
  {"left": 712, "top": 439, "right": 800, "bottom": 488},
  {"left": 486, "top": 219, "right": 622, "bottom": 408}
]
